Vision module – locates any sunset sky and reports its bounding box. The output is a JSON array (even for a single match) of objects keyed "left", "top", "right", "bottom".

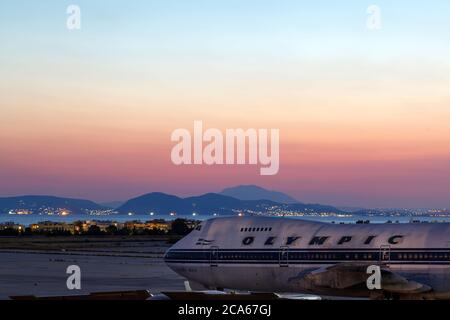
[{"left": 1, "top": 1, "right": 449, "bottom": 208}]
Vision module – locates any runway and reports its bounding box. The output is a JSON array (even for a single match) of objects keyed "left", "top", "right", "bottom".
[{"left": 0, "top": 238, "right": 184, "bottom": 299}]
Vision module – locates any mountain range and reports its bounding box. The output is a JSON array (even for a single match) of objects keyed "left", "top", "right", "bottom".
[
  {"left": 220, "top": 185, "right": 299, "bottom": 204},
  {"left": 116, "top": 192, "right": 342, "bottom": 216},
  {"left": 0, "top": 195, "right": 106, "bottom": 215},
  {"left": 0, "top": 185, "right": 343, "bottom": 216}
]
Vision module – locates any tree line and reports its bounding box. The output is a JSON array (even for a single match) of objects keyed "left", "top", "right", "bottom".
[{"left": 0, "top": 219, "right": 195, "bottom": 237}]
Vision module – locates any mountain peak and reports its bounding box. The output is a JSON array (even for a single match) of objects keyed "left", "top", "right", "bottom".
[{"left": 220, "top": 185, "right": 300, "bottom": 204}]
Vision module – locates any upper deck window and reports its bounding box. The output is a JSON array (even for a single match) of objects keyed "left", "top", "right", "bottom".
[{"left": 240, "top": 226, "right": 273, "bottom": 232}]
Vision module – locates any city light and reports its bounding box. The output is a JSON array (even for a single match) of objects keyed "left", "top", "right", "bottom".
[{"left": 60, "top": 210, "right": 70, "bottom": 216}]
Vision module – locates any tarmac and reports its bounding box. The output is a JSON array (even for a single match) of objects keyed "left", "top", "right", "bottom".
[{"left": 0, "top": 239, "right": 184, "bottom": 299}]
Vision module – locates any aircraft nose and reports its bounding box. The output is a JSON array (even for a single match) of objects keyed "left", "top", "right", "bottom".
[
  {"left": 163, "top": 247, "right": 173, "bottom": 263},
  {"left": 164, "top": 239, "right": 181, "bottom": 264}
]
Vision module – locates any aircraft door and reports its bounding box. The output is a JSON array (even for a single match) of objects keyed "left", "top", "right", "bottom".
[
  {"left": 279, "top": 246, "right": 289, "bottom": 267},
  {"left": 210, "top": 246, "right": 219, "bottom": 267},
  {"left": 379, "top": 245, "right": 390, "bottom": 265}
]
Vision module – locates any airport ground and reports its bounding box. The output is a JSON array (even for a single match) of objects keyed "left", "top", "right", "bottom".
[{"left": 0, "top": 236, "right": 185, "bottom": 299}]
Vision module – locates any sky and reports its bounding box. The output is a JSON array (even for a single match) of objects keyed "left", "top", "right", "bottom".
[{"left": 1, "top": 1, "right": 449, "bottom": 208}]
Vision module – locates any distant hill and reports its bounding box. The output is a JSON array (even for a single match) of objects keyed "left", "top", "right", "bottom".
[
  {"left": 0, "top": 187, "right": 345, "bottom": 217},
  {"left": 100, "top": 201, "right": 126, "bottom": 209},
  {"left": 337, "top": 206, "right": 366, "bottom": 213},
  {"left": 117, "top": 193, "right": 186, "bottom": 215},
  {"left": 0, "top": 195, "right": 106, "bottom": 215},
  {"left": 117, "top": 192, "right": 239, "bottom": 215},
  {"left": 117, "top": 192, "right": 342, "bottom": 216},
  {"left": 220, "top": 185, "right": 299, "bottom": 204}
]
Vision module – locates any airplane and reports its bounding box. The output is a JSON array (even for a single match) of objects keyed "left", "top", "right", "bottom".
[{"left": 164, "top": 216, "right": 450, "bottom": 300}]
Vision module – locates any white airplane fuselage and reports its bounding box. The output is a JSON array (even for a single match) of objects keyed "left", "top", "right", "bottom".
[{"left": 164, "top": 216, "right": 450, "bottom": 299}]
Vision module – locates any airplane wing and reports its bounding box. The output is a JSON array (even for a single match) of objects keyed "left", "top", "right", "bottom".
[{"left": 290, "top": 263, "right": 432, "bottom": 295}]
